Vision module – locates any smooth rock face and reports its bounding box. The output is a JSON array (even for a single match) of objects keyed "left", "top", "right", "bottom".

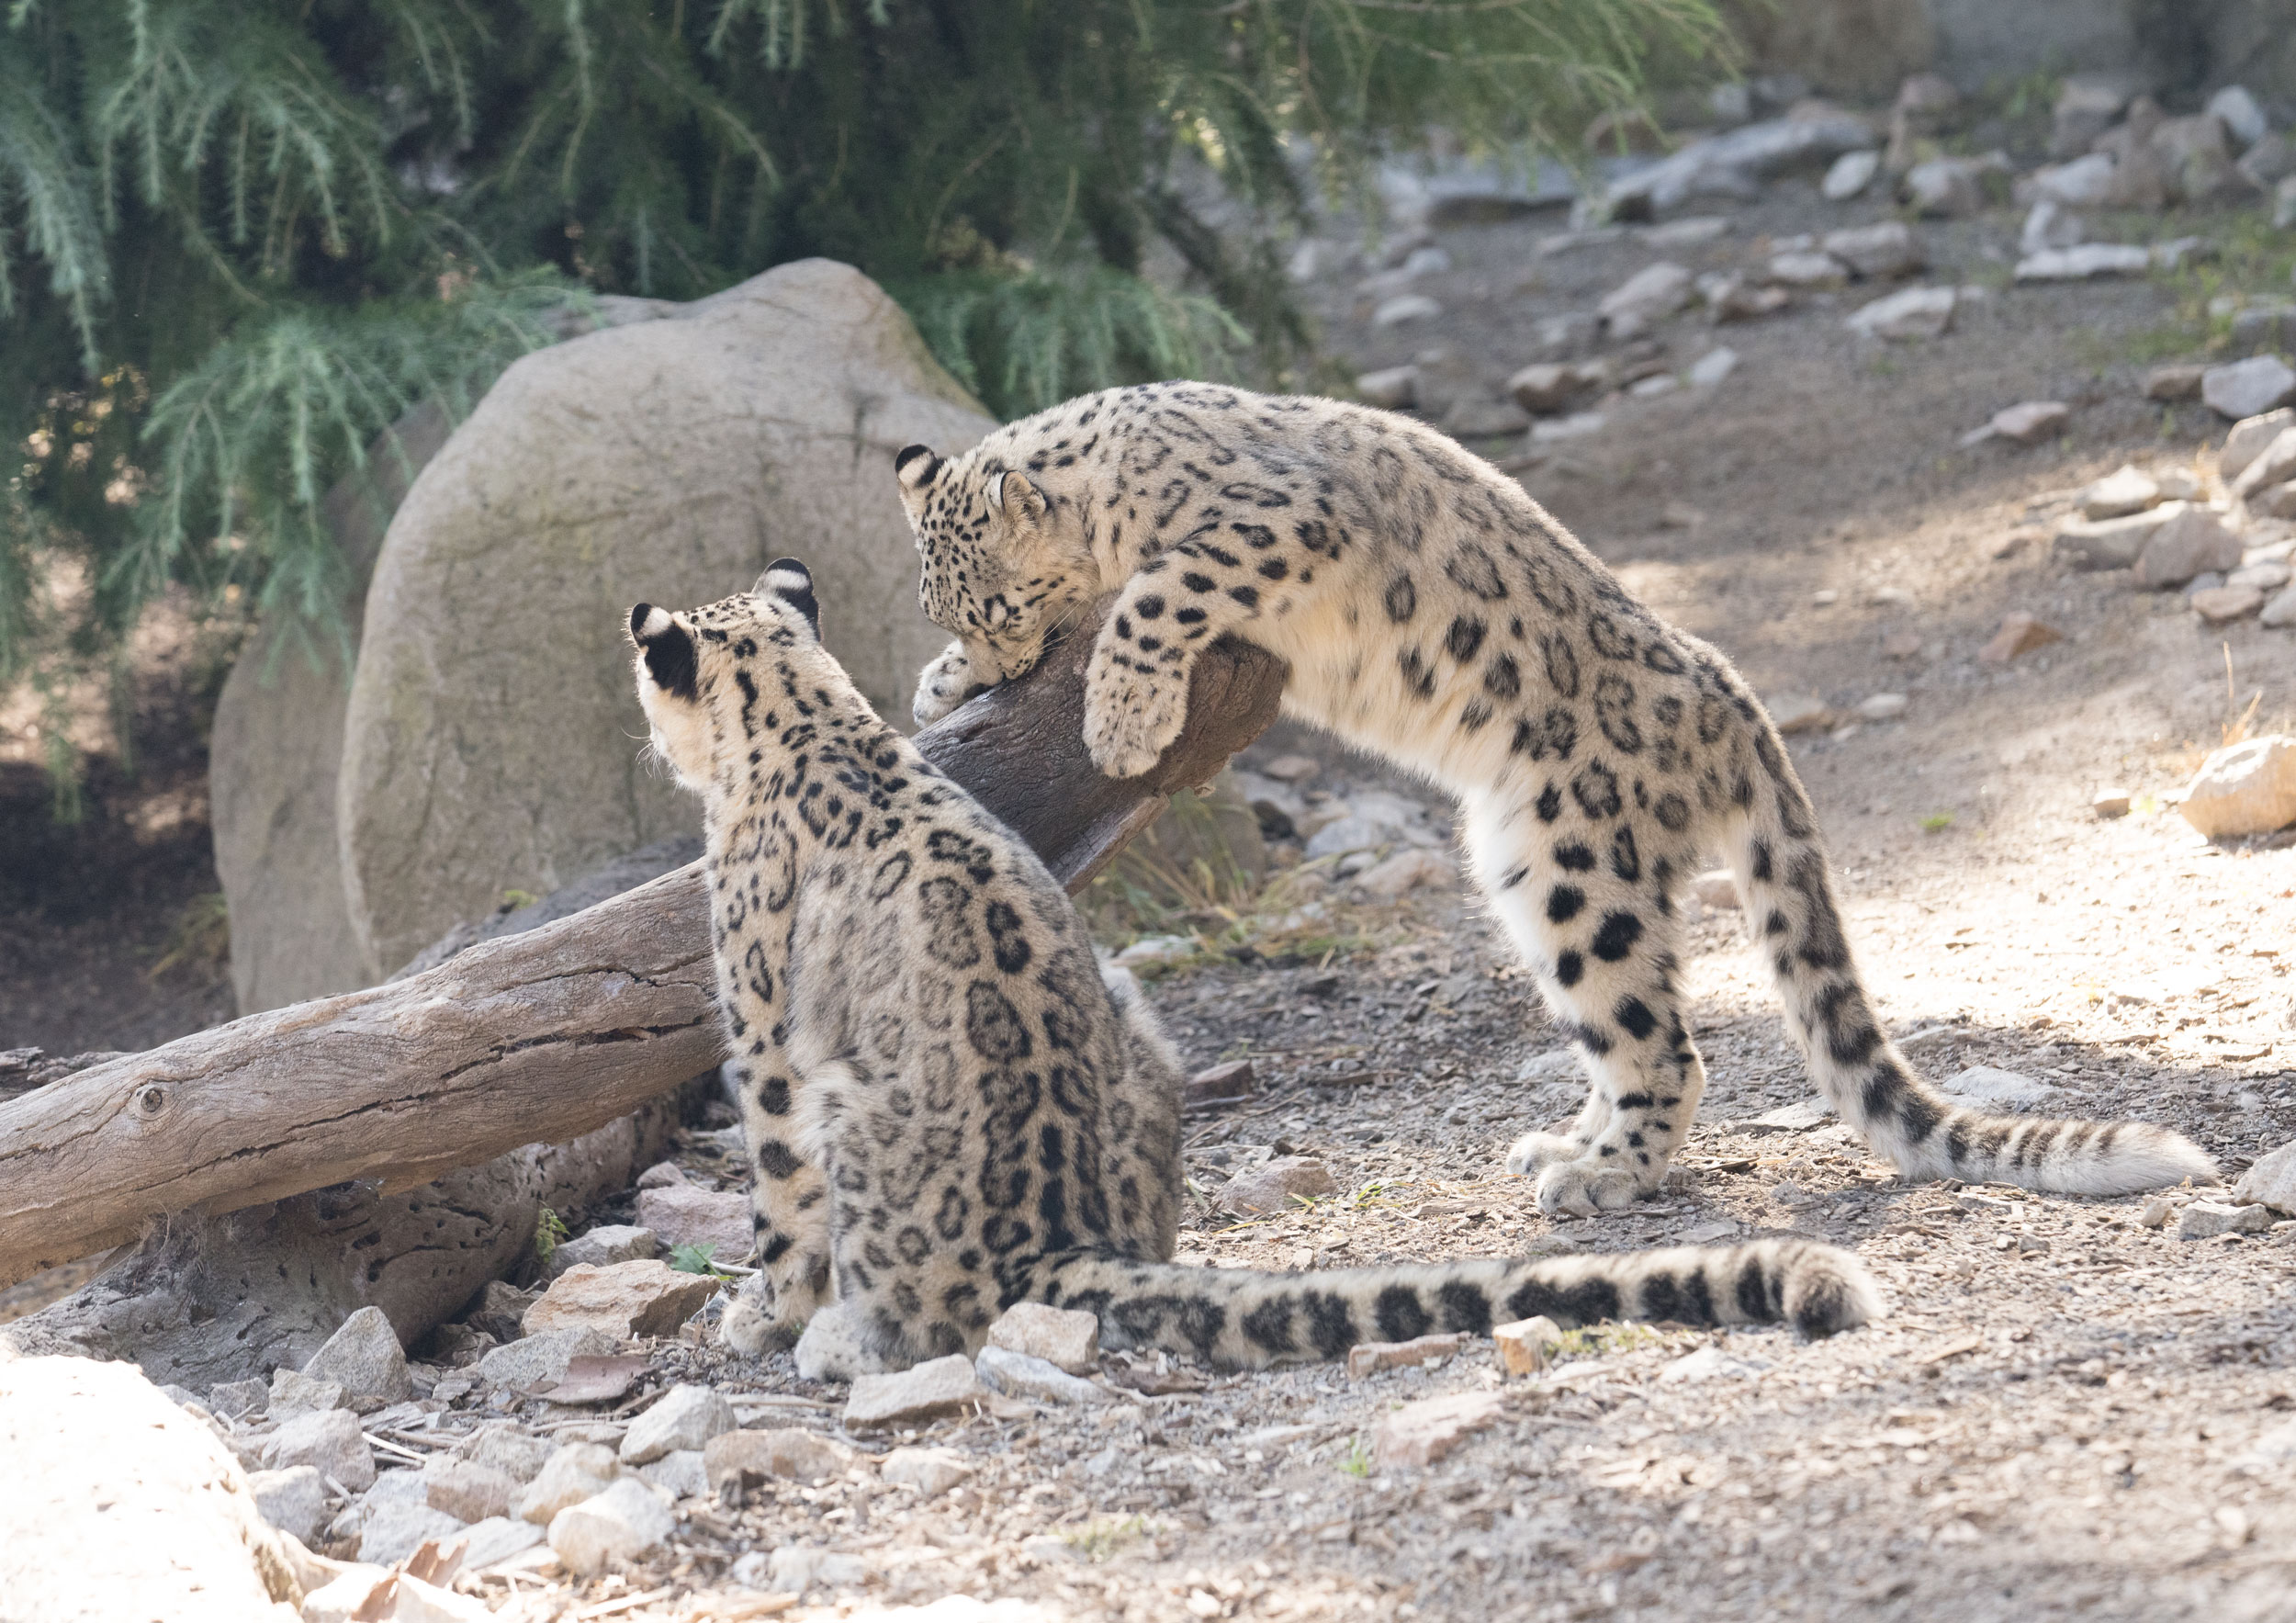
[
  {"left": 209, "top": 401, "right": 452, "bottom": 1011},
  {"left": 844, "top": 1354, "right": 987, "bottom": 1430},
  {"left": 451, "top": 1423, "right": 559, "bottom": 1483},
  {"left": 2179, "top": 736, "right": 2296, "bottom": 840},
  {"left": 0, "top": 1359, "right": 302, "bottom": 1622},
  {"left": 1991, "top": 400, "right": 2070, "bottom": 443},
  {"left": 247, "top": 1464, "right": 331, "bottom": 1545},
  {"left": 459, "top": 1515, "right": 546, "bottom": 1572},
  {"left": 515, "top": 1442, "right": 622, "bottom": 1525},
  {"left": 2178, "top": 1200, "right": 2273, "bottom": 1240},
  {"left": 985, "top": 1302, "right": 1101, "bottom": 1375},
  {"left": 704, "top": 1427, "right": 858, "bottom": 1486},
  {"left": 548, "top": 1477, "right": 674, "bottom": 1577},
  {"left": 2203, "top": 356, "right": 2296, "bottom": 422},
  {"left": 1218, "top": 1155, "right": 1340, "bottom": 1215},
  {"left": 2234, "top": 1141, "right": 2296, "bottom": 1215},
  {"left": 1598, "top": 262, "right": 1694, "bottom": 330},
  {"left": 2191, "top": 585, "right": 2264, "bottom": 625},
  {"left": 336, "top": 260, "right": 994, "bottom": 976},
  {"left": 1941, "top": 1066, "right": 2062, "bottom": 1110},
  {"left": 975, "top": 1345, "right": 1110, "bottom": 1406},
  {"left": 2234, "top": 428, "right": 2296, "bottom": 500},
  {"left": 881, "top": 1446, "right": 974, "bottom": 1497},
  {"left": 264, "top": 1406, "right": 377, "bottom": 1493},
  {"left": 2081, "top": 465, "right": 2161, "bottom": 520},
  {"left": 523, "top": 1261, "right": 717, "bottom": 1340},
  {"left": 634, "top": 1186, "right": 754, "bottom": 1261},
  {"left": 2135, "top": 509, "right": 2245, "bottom": 588},
  {"left": 619, "top": 1383, "right": 735, "bottom": 1464},
  {"left": 356, "top": 1495, "right": 467, "bottom": 1566},
  {"left": 302, "top": 1305, "right": 413, "bottom": 1402},
  {"left": 268, "top": 1367, "right": 347, "bottom": 1416},
  {"left": 1373, "top": 1391, "right": 1508, "bottom": 1468},
  {"left": 208, "top": 1378, "right": 269, "bottom": 1420}
]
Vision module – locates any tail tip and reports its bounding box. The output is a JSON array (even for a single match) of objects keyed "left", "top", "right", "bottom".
[{"left": 1784, "top": 1246, "right": 1884, "bottom": 1337}]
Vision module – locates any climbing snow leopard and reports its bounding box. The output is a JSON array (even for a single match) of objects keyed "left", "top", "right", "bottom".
[
  {"left": 628, "top": 562, "right": 1879, "bottom": 1371},
  {"left": 893, "top": 383, "right": 2214, "bottom": 1215}
]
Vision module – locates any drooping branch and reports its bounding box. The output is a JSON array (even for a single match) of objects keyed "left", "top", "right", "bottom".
[{"left": 0, "top": 607, "right": 1286, "bottom": 1291}]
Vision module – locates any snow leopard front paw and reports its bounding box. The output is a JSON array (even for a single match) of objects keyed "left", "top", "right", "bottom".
[
  {"left": 1083, "top": 659, "right": 1189, "bottom": 780},
  {"left": 793, "top": 1300, "right": 888, "bottom": 1381},
  {"left": 718, "top": 1251, "right": 829, "bottom": 1357},
  {"left": 913, "top": 641, "right": 992, "bottom": 727},
  {"left": 1509, "top": 1133, "right": 1651, "bottom": 1216}
]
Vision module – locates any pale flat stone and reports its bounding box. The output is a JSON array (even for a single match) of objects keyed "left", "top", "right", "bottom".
[
  {"left": 636, "top": 1449, "right": 710, "bottom": 1500},
  {"left": 2180, "top": 736, "right": 2296, "bottom": 839},
  {"left": 1821, "top": 220, "right": 1920, "bottom": 278},
  {"left": 620, "top": 1383, "right": 735, "bottom": 1464},
  {"left": 2205, "top": 355, "right": 2296, "bottom": 422},
  {"left": 267, "top": 1367, "right": 346, "bottom": 1416},
  {"left": 548, "top": 1477, "right": 673, "bottom": 1577},
  {"left": 703, "top": 1426, "right": 860, "bottom": 1487},
  {"left": 1356, "top": 847, "right": 1458, "bottom": 899},
  {"left": 459, "top": 1515, "right": 546, "bottom": 1572},
  {"left": 1494, "top": 1316, "right": 1564, "bottom": 1377},
  {"left": 1767, "top": 693, "right": 1833, "bottom": 734},
  {"left": 514, "top": 1442, "right": 621, "bottom": 1525},
  {"left": 356, "top": 1497, "right": 467, "bottom": 1566},
  {"left": 2053, "top": 504, "right": 2186, "bottom": 570},
  {"left": 2178, "top": 1200, "right": 2273, "bottom": 1240},
  {"left": 301, "top": 1306, "right": 413, "bottom": 1403},
  {"left": 985, "top": 1302, "right": 1101, "bottom": 1374},
  {"left": 1371, "top": 294, "right": 1442, "bottom": 328},
  {"left": 1598, "top": 262, "right": 1694, "bottom": 330},
  {"left": 1346, "top": 1333, "right": 1468, "bottom": 1380},
  {"left": 1845, "top": 285, "right": 1953, "bottom": 341},
  {"left": 1990, "top": 400, "right": 2070, "bottom": 444},
  {"left": 1822, "top": 149, "right": 1879, "bottom": 200},
  {"left": 2015, "top": 243, "right": 2150, "bottom": 281},
  {"left": 2234, "top": 428, "right": 2296, "bottom": 500},
  {"left": 300, "top": 1566, "right": 397, "bottom": 1623},
  {"left": 523, "top": 1261, "right": 717, "bottom": 1340},
  {"left": 881, "top": 1446, "right": 974, "bottom": 1497},
  {"left": 2266, "top": 584, "right": 2296, "bottom": 628},
  {"left": 844, "top": 1354, "right": 987, "bottom": 1430},
  {"left": 2081, "top": 465, "right": 2161, "bottom": 520},
  {"left": 473, "top": 1327, "right": 620, "bottom": 1392},
  {"left": 2137, "top": 508, "right": 2245, "bottom": 587},
  {"left": 449, "top": 1422, "right": 558, "bottom": 1483},
  {"left": 974, "top": 1346, "right": 1110, "bottom": 1406},
  {"left": 1857, "top": 693, "right": 1908, "bottom": 722},
  {"left": 1372, "top": 1391, "right": 1507, "bottom": 1468},
  {"left": 2223, "top": 410, "right": 2295, "bottom": 482},
  {"left": 2192, "top": 585, "right": 2265, "bottom": 624},
  {"left": 1941, "top": 1065, "right": 2062, "bottom": 1110},
  {"left": 546, "top": 1223, "right": 659, "bottom": 1278}
]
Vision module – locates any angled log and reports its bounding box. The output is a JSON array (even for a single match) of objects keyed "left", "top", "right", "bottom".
[{"left": 0, "top": 606, "right": 1285, "bottom": 1295}]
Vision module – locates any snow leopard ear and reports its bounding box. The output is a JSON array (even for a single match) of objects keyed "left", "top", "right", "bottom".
[
  {"left": 986, "top": 469, "right": 1047, "bottom": 528},
  {"left": 629, "top": 604, "right": 698, "bottom": 701},
  {"left": 755, "top": 558, "right": 820, "bottom": 638},
  {"left": 894, "top": 444, "right": 943, "bottom": 521}
]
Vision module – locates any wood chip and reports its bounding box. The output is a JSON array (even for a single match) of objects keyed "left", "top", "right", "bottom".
[{"left": 1914, "top": 1335, "right": 1982, "bottom": 1365}]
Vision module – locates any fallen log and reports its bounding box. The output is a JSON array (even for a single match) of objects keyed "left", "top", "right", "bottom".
[{"left": 0, "top": 607, "right": 1286, "bottom": 1293}]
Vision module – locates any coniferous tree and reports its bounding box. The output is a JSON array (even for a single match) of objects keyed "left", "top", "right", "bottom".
[{"left": 1, "top": 0, "right": 1723, "bottom": 771}]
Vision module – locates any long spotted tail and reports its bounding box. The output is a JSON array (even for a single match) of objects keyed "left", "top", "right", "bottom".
[
  {"left": 1034, "top": 1238, "right": 1877, "bottom": 1371},
  {"left": 1721, "top": 719, "right": 2214, "bottom": 1196}
]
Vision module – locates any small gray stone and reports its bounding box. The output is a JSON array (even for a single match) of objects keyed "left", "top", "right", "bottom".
[
  {"left": 619, "top": 1383, "right": 735, "bottom": 1465},
  {"left": 769, "top": 1548, "right": 872, "bottom": 1595},
  {"left": 1821, "top": 149, "right": 1879, "bottom": 200},
  {"left": 548, "top": 1477, "right": 675, "bottom": 1576},
  {"left": 2234, "top": 1140, "right": 2296, "bottom": 1215},
  {"left": 2208, "top": 85, "right": 2268, "bottom": 150},
  {"left": 546, "top": 1223, "right": 659, "bottom": 1279},
  {"left": 264, "top": 1406, "right": 375, "bottom": 1493},
  {"left": 360, "top": 1498, "right": 468, "bottom": 1567},
  {"left": 636, "top": 1449, "right": 710, "bottom": 1500},
  {"left": 458, "top": 1516, "right": 546, "bottom": 1572},
  {"left": 985, "top": 1302, "right": 1101, "bottom": 1374},
  {"left": 1844, "top": 285, "right": 1953, "bottom": 342},
  {"left": 1218, "top": 1155, "right": 1340, "bottom": 1215},
  {"left": 2178, "top": 1200, "right": 2273, "bottom": 1240},
  {"left": 1991, "top": 400, "right": 2070, "bottom": 444},
  {"left": 2015, "top": 243, "right": 2151, "bottom": 282},
  {"left": 880, "top": 1446, "right": 974, "bottom": 1498},
  {"left": 2204, "top": 355, "right": 2296, "bottom": 422},
  {"left": 449, "top": 1422, "right": 558, "bottom": 1483},
  {"left": 1821, "top": 220, "right": 1921, "bottom": 279},
  {"left": 424, "top": 1458, "right": 518, "bottom": 1522},
  {"left": 633, "top": 1185, "right": 751, "bottom": 1260},
  {"left": 303, "top": 1305, "right": 414, "bottom": 1402},
  {"left": 1371, "top": 294, "right": 1442, "bottom": 328},
  {"left": 2135, "top": 508, "right": 2245, "bottom": 589},
  {"left": 2223, "top": 410, "right": 2295, "bottom": 483},
  {"left": 514, "top": 1442, "right": 622, "bottom": 1525},
  {"left": 1356, "top": 366, "right": 1420, "bottom": 410},
  {"left": 1598, "top": 262, "right": 1694, "bottom": 332},
  {"left": 327, "top": 1462, "right": 427, "bottom": 1545},
  {"left": 1941, "top": 1065, "right": 2062, "bottom": 1110},
  {"left": 2080, "top": 465, "right": 2161, "bottom": 520},
  {"left": 844, "top": 1354, "right": 987, "bottom": 1431},
  {"left": 703, "top": 1426, "right": 860, "bottom": 1487},
  {"left": 474, "top": 1326, "right": 619, "bottom": 1392},
  {"left": 975, "top": 1345, "right": 1111, "bottom": 1406},
  {"left": 207, "top": 1378, "right": 269, "bottom": 1421},
  {"left": 268, "top": 1367, "right": 346, "bottom": 1416},
  {"left": 2053, "top": 503, "right": 2186, "bottom": 570},
  {"left": 248, "top": 1465, "right": 332, "bottom": 1544},
  {"left": 2234, "top": 427, "right": 2296, "bottom": 501},
  {"left": 2264, "top": 583, "right": 2296, "bottom": 627}
]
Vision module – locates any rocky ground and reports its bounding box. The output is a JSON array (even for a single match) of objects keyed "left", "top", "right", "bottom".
[{"left": 11, "top": 73, "right": 2296, "bottom": 1623}]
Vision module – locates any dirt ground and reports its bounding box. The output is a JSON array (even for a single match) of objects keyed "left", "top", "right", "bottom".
[{"left": 8, "top": 97, "right": 2296, "bottom": 1623}]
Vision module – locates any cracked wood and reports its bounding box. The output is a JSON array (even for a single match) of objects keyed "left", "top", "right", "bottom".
[{"left": 0, "top": 603, "right": 1284, "bottom": 1289}]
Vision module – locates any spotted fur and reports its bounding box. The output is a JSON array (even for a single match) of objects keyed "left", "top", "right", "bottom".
[
  {"left": 895, "top": 385, "right": 2215, "bottom": 1213},
  {"left": 628, "top": 563, "right": 1879, "bottom": 1372}
]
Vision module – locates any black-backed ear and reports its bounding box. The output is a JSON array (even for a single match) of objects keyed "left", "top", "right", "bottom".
[
  {"left": 630, "top": 604, "right": 698, "bottom": 700},
  {"left": 756, "top": 558, "right": 821, "bottom": 638},
  {"left": 986, "top": 469, "right": 1048, "bottom": 527},
  {"left": 895, "top": 444, "right": 943, "bottom": 519}
]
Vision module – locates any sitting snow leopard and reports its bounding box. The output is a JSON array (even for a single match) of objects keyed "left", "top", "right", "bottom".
[
  {"left": 627, "top": 561, "right": 1880, "bottom": 1371},
  {"left": 892, "top": 383, "right": 2215, "bottom": 1216}
]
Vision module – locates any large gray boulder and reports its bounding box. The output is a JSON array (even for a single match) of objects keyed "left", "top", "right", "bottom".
[
  {"left": 208, "top": 401, "right": 451, "bottom": 1014},
  {"left": 321, "top": 258, "right": 988, "bottom": 983}
]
